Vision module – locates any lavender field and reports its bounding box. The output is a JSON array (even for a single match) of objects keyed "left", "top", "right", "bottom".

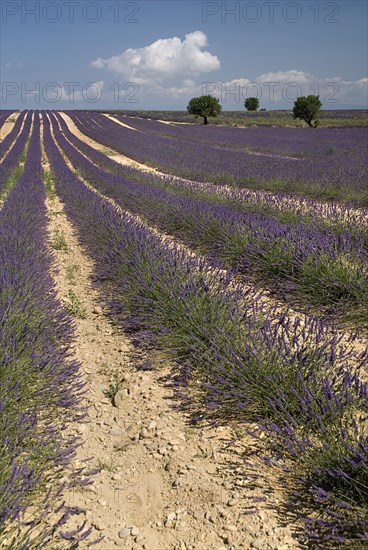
[
  {"left": 102, "top": 109, "right": 368, "bottom": 127},
  {"left": 69, "top": 111, "right": 368, "bottom": 205},
  {"left": 1, "top": 109, "right": 368, "bottom": 548}
]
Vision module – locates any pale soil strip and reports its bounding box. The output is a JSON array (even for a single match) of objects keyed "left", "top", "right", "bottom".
[
  {"left": 58, "top": 113, "right": 367, "bottom": 228},
  {"left": 103, "top": 113, "right": 141, "bottom": 131},
  {"left": 157, "top": 120, "right": 191, "bottom": 126},
  {"left": 59, "top": 112, "right": 150, "bottom": 172},
  {"left": 44, "top": 117, "right": 301, "bottom": 549},
  {"left": 0, "top": 112, "right": 19, "bottom": 141}
]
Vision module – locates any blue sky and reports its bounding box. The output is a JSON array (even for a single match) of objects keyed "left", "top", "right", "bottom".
[{"left": 1, "top": 0, "right": 367, "bottom": 110}]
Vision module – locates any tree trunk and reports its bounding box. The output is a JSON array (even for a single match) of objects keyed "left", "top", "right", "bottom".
[{"left": 203, "top": 116, "right": 208, "bottom": 125}]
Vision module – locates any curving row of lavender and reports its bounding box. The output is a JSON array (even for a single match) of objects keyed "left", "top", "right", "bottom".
[
  {"left": 49, "top": 112, "right": 368, "bottom": 325},
  {"left": 0, "top": 111, "right": 32, "bottom": 195},
  {"left": 0, "top": 112, "right": 85, "bottom": 546},
  {"left": 67, "top": 111, "right": 368, "bottom": 205},
  {"left": 43, "top": 111, "right": 368, "bottom": 547}
]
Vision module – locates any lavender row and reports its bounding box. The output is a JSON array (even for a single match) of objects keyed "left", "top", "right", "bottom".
[
  {"left": 0, "top": 111, "right": 32, "bottom": 196},
  {"left": 49, "top": 113, "right": 368, "bottom": 325},
  {"left": 67, "top": 111, "right": 368, "bottom": 205},
  {"left": 0, "top": 111, "right": 26, "bottom": 159},
  {"left": 54, "top": 112, "right": 368, "bottom": 243},
  {"left": 43, "top": 112, "right": 368, "bottom": 546},
  {"left": 0, "top": 112, "right": 84, "bottom": 546}
]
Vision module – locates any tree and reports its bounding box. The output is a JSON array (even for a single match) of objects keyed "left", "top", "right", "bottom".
[
  {"left": 187, "top": 95, "right": 222, "bottom": 125},
  {"left": 293, "top": 95, "right": 322, "bottom": 127},
  {"left": 244, "top": 97, "right": 259, "bottom": 111}
]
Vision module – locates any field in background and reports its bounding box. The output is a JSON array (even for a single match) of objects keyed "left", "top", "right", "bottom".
[{"left": 97, "top": 109, "right": 368, "bottom": 127}]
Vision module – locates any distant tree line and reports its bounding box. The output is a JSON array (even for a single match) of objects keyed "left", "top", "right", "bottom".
[{"left": 187, "top": 94, "right": 322, "bottom": 127}]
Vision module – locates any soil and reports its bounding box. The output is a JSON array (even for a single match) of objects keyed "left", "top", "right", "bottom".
[{"left": 0, "top": 112, "right": 19, "bottom": 141}]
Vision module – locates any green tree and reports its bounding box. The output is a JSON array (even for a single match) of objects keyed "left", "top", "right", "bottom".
[
  {"left": 187, "top": 95, "right": 222, "bottom": 125},
  {"left": 293, "top": 95, "right": 322, "bottom": 127},
  {"left": 244, "top": 97, "right": 259, "bottom": 111}
]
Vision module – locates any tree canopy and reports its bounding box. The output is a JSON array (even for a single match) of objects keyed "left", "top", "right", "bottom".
[
  {"left": 293, "top": 95, "right": 322, "bottom": 127},
  {"left": 187, "top": 95, "right": 222, "bottom": 125},
  {"left": 244, "top": 97, "right": 259, "bottom": 111}
]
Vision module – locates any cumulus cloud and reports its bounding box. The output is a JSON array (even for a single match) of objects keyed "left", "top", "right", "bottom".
[
  {"left": 197, "top": 70, "right": 368, "bottom": 107},
  {"left": 91, "top": 31, "right": 220, "bottom": 85},
  {"left": 153, "top": 82, "right": 201, "bottom": 99},
  {"left": 257, "top": 69, "right": 313, "bottom": 84}
]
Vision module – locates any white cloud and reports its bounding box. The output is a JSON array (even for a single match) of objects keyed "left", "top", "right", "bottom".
[
  {"left": 197, "top": 71, "right": 368, "bottom": 107},
  {"left": 183, "top": 79, "right": 196, "bottom": 87},
  {"left": 91, "top": 31, "right": 220, "bottom": 85},
  {"left": 257, "top": 69, "right": 313, "bottom": 84},
  {"left": 153, "top": 82, "right": 201, "bottom": 99},
  {"left": 5, "top": 61, "right": 25, "bottom": 69}
]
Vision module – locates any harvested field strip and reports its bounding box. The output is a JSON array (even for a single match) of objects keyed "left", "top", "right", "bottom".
[{"left": 43, "top": 111, "right": 368, "bottom": 547}]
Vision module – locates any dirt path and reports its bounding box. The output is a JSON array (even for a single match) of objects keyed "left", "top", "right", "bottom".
[
  {"left": 43, "top": 128, "right": 301, "bottom": 549},
  {"left": 103, "top": 113, "right": 141, "bottom": 131},
  {"left": 58, "top": 112, "right": 161, "bottom": 174},
  {"left": 0, "top": 112, "right": 19, "bottom": 141}
]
